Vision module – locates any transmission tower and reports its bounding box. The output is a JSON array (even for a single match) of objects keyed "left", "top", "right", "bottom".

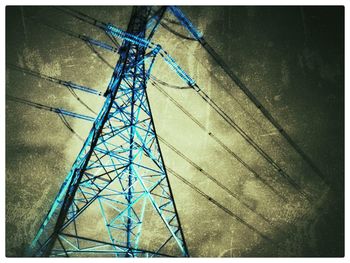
[
  {"left": 22, "top": 4, "right": 327, "bottom": 258},
  {"left": 28, "top": 6, "right": 189, "bottom": 257}
]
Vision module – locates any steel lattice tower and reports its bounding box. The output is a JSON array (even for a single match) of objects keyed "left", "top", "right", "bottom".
[{"left": 28, "top": 6, "right": 189, "bottom": 257}]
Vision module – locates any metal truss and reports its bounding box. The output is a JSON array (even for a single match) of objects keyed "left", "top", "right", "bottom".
[
  {"left": 28, "top": 6, "right": 188, "bottom": 257},
  {"left": 15, "top": 5, "right": 327, "bottom": 258}
]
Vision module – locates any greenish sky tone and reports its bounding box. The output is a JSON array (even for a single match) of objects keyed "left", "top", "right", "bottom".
[{"left": 6, "top": 6, "right": 344, "bottom": 257}]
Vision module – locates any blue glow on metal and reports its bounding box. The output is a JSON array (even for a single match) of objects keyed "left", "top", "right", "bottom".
[
  {"left": 168, "top": 6, "right": 203, "bottom": 40},
  {"left": 64, "top": 81, "right": 102, "bottom": 96},
  {"left": 104, "top": 23, "right": 196, "bottom": 87},
  {"left": 56, "top": 109, "right": 95, "bottom": 122},
  {"left": 83, "top": 36, "right": 118, "bottom": 52},
  {"left": 106, "top": 24, "right": 151, "bottom": 48},
  {"left": 146, "top": 15, "right": 157, "bottom": 31},
  {"left": 160, "top": 51, "right": 196, "bottom": 86},
  {"left": 29, "top": 14, "right": 189, "bottom": 257}
]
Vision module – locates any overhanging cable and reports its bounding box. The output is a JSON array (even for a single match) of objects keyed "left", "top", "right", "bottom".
[
  {"left": 85, "top": 42, "right": 115, "bottom": 70},
  {"left": 167, "top": 167, "right": 273, "bottom": 243},
  {"left": 150, "top": 80, "right": 287, "bottom": 202},
  {"left": 12, "top": 92, "right": 284, "bottom": 235},
  {"left": 66, "top": 86, "right": 97, "bottom": 115},
  {"left": 150, "top": 75, "right": 192, "bottom": 90},
  {"left": 158, "top": 134, "right": 274, "bottom": 225},
  {"left": 29, "top": 16, "right": 119, "bottom": 53},
  {"left": 57, "top": 113, "right": 85, "bottom": 141},
  {"left": 192, "top": 82, "right": 312, "bottom": 203},
  {"left": 11, "top": 95, "right": 276, "bottom": 248},
  {"left": 7, "top": 95, "right": 95, "bottom": 122},
  {"left": 157, "top": 35, "right": 323, "bottom": 203},
  {"left": 160, "top": 21, "right": 197, "bottom": 41},
  {"left": 168, "top": 6, "right": 327, "bottom": 184},
  {"left": 7, "top": 64, "right": 103, "bottom": 96}
]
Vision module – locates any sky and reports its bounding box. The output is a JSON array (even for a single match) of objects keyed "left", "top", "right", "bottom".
[{"left": 6, "top": 6, "right": 344, "bottom": 257}]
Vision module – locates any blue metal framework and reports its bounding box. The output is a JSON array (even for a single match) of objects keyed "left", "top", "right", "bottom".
[
  {"left": 28, "top": 6, "right": 188, "bottom": 257},
  {"left": 14, "top": 5, "right": 326, "bottom": 257},
  {"left": 168, "top": 6, "right": 203, "bottom": 40},
  {"left": 105, "top": 23, "right": 196, "bottom": 87}
]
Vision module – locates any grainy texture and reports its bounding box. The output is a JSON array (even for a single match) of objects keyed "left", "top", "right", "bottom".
[{"left": 6, "top": 6, "right": 344, "bottom": 257}]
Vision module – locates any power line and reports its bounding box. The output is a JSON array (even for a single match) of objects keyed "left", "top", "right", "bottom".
[
  {"left": 11, "top": 92, "right": 284, "bottom": 238},
  {"left": 166, "top": 166, "right": 274, "bottom": 243},
  {"left": 7, "top": 95, "right": 95, "bottom": 122},
  {"left": 66, "top": 86, "right": 97, "bottom": 115},
  {"left": 160, "top": 21, "right": 197, "bottom": 41},
  {"left": 17, "top": 6, "right": 307, "bottom": 257},
  {"left": 16, "top": 95, "right": 275, "bottom": 247},
  {"left": 50, "top": 24, "right": 289, "bottom": 229},
  {"left": 34, "top": 14, "right": 296, "bottom": 206},
  {"left": 57, "top": 113, "right": 85, "bottom": 141},
  {"left": 157, "top": 134, "right": 274, "bottom": 225},
  {"left": 8, "top": 64, "right": 99, "bottom": 116},
  {"left": 168, "top": 7, "right": 327, "bottom": 184},
  {"left": 159, "top": 17, "right": 322, "bottom": 188},
  {"left": 158, "top": 20, "right": 292, "bottom": 156},
  {"left": 141, "top": 9, "right": 312, "bottom": 202},
  {"left": 29, "top": 16, "right": 120, "bottom": 71},
  {"left": 7, "top": 64, "right": 103, "bottom": 96},
  {"left": 85, "top": 42, "right": 115, "bottom": 70},
  {"left": 150, "top": 75, "right": 192, "bottom": 90},
  {"left": 28, "top": 16, "right": 119, "bottom": 53},
  {"left": 147, "top": 7, "right": 167, "bottom": 41},
  {"left": 14, "top": 7, "right": 311, "bottom": 202},
  {"left": 151, "top": 80, "right": 287, "bottom": 202},
  {"left": 104, "top": 30, "right": 121, "bottom": 48},
  {"left": 204, "top": 40, "right": 327, "bottom": 182},
  {"left": 20, "top": 96, "right": 273, "bottom": 255},
  {"left": 191, "top": 82, "right": 313, "bottom": 203},
  {"left": 25, "top": 4, "right": 312, "bottom": 241},
  {"left": 162, "top": 17, "right": 182, "bottom": 25},
  {"left": 54, "top": 6, "right": 106, "bottom": 30}
]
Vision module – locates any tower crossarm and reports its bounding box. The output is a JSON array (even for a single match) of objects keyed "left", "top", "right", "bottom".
[
  {"left": 28, "top": 6, "right": 189, "bottom": 257},
  {"left": 104, "top": 23, "right": 196, "bottom": 87}
]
